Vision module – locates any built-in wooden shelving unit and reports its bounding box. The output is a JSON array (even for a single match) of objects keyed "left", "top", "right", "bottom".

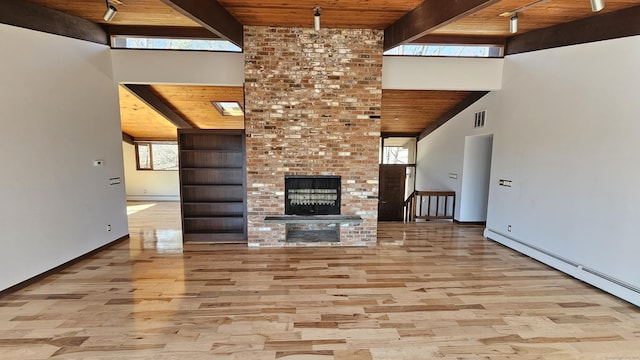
[{"left": 178, "top": 129, "right": 246, "bottom": 243}]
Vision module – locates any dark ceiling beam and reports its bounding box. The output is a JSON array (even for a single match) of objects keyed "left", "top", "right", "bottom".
[
  {"left": 0, "top": 1, "right": 107, "bottom": 45},
  {"left": 384, "top": 0, "right": 501, "bottom": 51},
  {"left": 107, "top": 25, "right": 220, "bottom": 39},
  {"left": 134, "top": 137, "right": 180, "bottom": 142},
  {"left": 159, "top": 0, "right": 243, "bottom": 48},
  {"left": 419, "top": 91, "right": 489, "bottom": 140},
  {"left": 122, "top": 132, "right": 135, "bottom": 145},
  {"left": 507, "top": 5, "right": 640, "bottom": 55},
  {"left": 381, "top": 132, "right": 421, "bottom": 138},
  {"left": 122, "top": 84, "right": 195, "bottom": 129}
]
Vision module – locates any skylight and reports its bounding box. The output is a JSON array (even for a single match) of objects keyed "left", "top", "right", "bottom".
[
  {"left": 384, "top": 44, "right": 503, "bottom": 58},
  {"left": 212, "top": 101, "right": 244, "bottom": 116},
  {"left": 111, "top": 36, "right": 242, "bottom": 52}
]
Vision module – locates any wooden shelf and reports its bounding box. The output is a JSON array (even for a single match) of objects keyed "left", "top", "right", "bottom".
[
  {"left": 181, "top": 167, "right": 244, "bottom": 170},
  {"left": 181, "top": 184, "right": 243, "bottom": 188},
  {"left": 183, "top": 232, "right": 246, "bottom": 243},
  {"left": 183, "top": 201, "right": 245, "bottom": 204},
  {"left": 178, "top": 129, "right": 247, "bottom": 244},
  {"left": 179, "top": 149, "right": 243, "bottom": 153},
  {"left": 184, "top": 215, "right": 244, "bottom": 219}
]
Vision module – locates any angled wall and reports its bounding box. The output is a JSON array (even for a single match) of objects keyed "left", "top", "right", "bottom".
[
  {"left": 416, "top": 35, "right": 640, "bottom": 305},
  {"left": 0, "top": 24, "right": 127, "bottom": 291}
]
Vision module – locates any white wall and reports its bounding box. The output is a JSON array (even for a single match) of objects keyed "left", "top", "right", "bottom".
[
  {"left": 416, "top": 36, "right": 640, "bottom": 305},
  {"left": 416, "top": 106, "right": 493, "bottom": 220},
  {"left": 112, "top": 49, "right": 244, "bottom": 85},
  {"left": 382, "top": 56, "right": 503, "bottom": 90},
  {"left": 122, "top": 142, "right": 180, "bottom": 201},
  {"left": 0, "top": 24, "right": 128, "bottom": 291}
]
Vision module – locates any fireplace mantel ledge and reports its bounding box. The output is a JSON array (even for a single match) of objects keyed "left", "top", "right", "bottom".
[{"left": 264, "top": 215, "right": 362, "bottom": 224}]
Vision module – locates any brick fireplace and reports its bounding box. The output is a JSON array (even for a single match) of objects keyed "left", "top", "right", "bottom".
[{"left": 244, "top": 26, "right": 382, "bottom": 247}]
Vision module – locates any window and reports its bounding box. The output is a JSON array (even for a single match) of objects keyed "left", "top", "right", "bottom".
[
  {"left": 111, "top": 36, "right": 242, "bottom": 52},
  {"left": 380, "top": 137, "right": 417, "bottom": 165},
  {"left": 383, "top": 146, "right": 410, "bottom": 164},
  {"left": 384, "top": 44, "right": 503, "bottom": 58},
  {"left": 135, "top": 142, "right": 178, "bottom": 170}
]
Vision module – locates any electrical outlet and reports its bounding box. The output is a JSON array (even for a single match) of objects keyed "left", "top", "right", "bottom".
[
  {"left": 107, "top": 224, "right": 111, "bottom": 232},
  {"left": 507, "top": 225, "right": 512, "bottom": 232}
]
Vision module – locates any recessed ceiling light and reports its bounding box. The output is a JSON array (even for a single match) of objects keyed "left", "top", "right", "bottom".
[{"left": 211, "top": 101, "right": 244, "bottom": 116}]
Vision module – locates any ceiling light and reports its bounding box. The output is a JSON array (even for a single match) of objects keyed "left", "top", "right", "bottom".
[
  {"left": 103, "top": 0, "right": 117, "bottom": 22},
  {"left": 510, "top": 14, "right": 519, "bottom": 34},
  {"left": 314, "top": 7, "right": 321, "bottom": 31},
  {"left": 499, "top": 0, "right": 550, "bottom": 17},
  {"left": 590, "top": 0, "right": 605, "bottom": 12}
]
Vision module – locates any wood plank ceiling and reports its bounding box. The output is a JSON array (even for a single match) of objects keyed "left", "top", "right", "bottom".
[
  {"left": 28, "top": 0, "right": 636, "bottom": 32},
  {"left": 120, "top": 85, "right": 245, "bottom": 141},
  {"left": 382, "top": 90, "right": 473, "bottom": 134},
  {"left": 26, "top": 0, "right": 640, "bottom": 139}
]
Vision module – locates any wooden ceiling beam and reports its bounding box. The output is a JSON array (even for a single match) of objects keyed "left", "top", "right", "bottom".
[
  {"left": 107, "top": 25, "right": 220, "bottom": 39},
  {"left": 507, "top": 5, "right": 640, "bottom": 55},
  {"left": 381, "top": 132, "right": 420, "bottom": 138},
  {"left": 384, "top": 0, "right": 501, "bottom": 51},
  {"left": 122, "top": 132, "right": 135, "bottom": 145},
  {"left": 0, "top": 1, "right": 107, "bottom": 45},
  {"left": 159, "top": 0, "right": 243, "bottom": 48},
  {"left": 122, "top": 84, "right": 195, "bottom": 129},
  {"left": 419, "top": 91, "right": 489, "bottom": 140}
]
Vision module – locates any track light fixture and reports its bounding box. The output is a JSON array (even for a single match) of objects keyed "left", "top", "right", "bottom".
[
  {"left": 103, "top": 0, "right": 117, "bottom": 22},
  {"left": 590, "top": 0, "right": 605, "bottom": 12},
  {"left": 314, "top": 7, "right": 321, "bottom": 31},
  {"left": 500, "top": 0, "right": 551, "bottom": 34},
  {"left": 510, "top": 14, "right": 518, "bottom": 34}
]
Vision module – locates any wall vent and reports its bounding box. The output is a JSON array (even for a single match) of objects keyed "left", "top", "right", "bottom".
[{"left": 474, "top": 110, "right": 487, "bottom": 128}]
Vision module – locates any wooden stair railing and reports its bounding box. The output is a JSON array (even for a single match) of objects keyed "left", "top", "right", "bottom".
[
  {"left": 403, "top": 192, "right": 415, "bottom": 222},
  {"left": 403, "top": 191, "right": 456, "bottom": 222}
]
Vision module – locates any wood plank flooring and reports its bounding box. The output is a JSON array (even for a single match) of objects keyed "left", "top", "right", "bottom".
[{"left": 1, "top": 201, "right": 639, "bottom": 359}]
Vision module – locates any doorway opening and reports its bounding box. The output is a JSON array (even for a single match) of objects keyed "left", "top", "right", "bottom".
[
  {"left": 459, "top": 134, "right": 493, "bottom": 222},
  {"left": 378, "top": 136, "right": 417, "bottom": 221}
]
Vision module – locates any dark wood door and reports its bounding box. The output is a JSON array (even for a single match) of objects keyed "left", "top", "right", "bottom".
[{"left": 378, "top": 165, "right": 407, "bottom": 221}]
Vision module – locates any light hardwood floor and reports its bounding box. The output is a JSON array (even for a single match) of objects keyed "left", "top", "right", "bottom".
[{"left": 1, "top": 201, "right": 639, "bottom": 359}]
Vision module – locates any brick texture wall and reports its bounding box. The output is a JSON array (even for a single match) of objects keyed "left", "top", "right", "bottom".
[{"left": 244, "top": 26, "right": 382, "bottom": 247}]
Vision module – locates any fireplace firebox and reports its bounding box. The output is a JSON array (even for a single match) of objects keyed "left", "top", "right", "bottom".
[{"left": 285, "top": 175, "right": 341, "bottom": 215}]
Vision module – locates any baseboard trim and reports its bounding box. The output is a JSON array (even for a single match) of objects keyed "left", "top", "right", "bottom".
[
  {"left": 0, "top": 234, "right": 130, "bottom": 298},
  {"left": 484, "top": 228, "right": 640, "bottom": 307},
  {"left": 454, "top": 220, "right": 486, "bottom": 225},
  {"left": 126, "top": 195, "right": 180, "bottom": 202}
]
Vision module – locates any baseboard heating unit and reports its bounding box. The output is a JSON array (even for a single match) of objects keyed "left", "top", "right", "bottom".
[{"left": 484, "top": 228, "right": 640, "bottom": 307}]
